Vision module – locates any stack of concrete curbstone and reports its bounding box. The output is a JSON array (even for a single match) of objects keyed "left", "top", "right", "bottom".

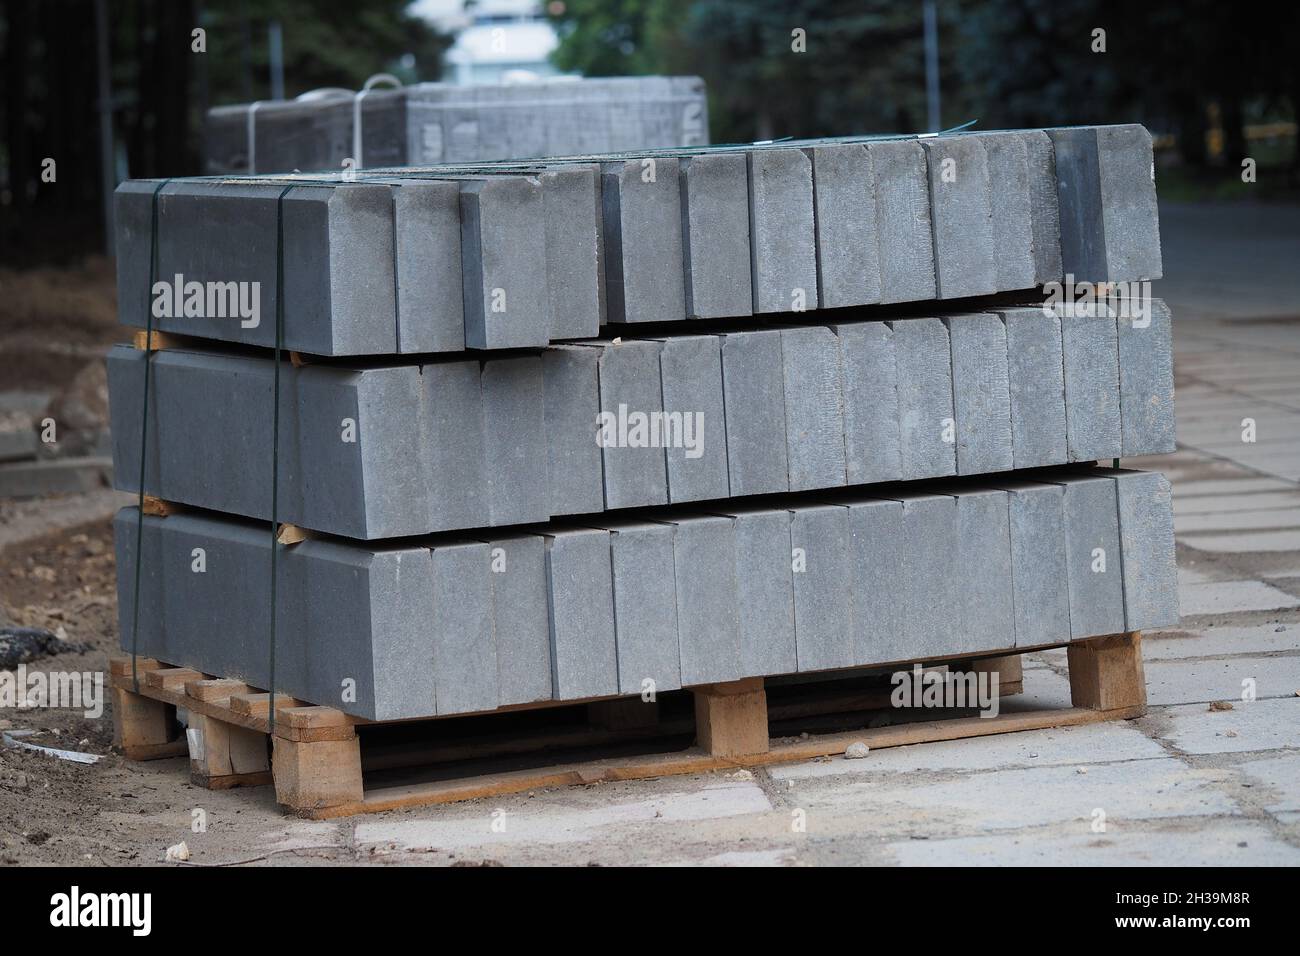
[
  {"left": 110, "top": 123, "right": 1178, "bottom": 723},
  {"left": 204, "top": 76, "right": 710, "bottom": 175}
]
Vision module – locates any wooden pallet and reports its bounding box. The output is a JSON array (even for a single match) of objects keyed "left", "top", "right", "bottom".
[{"left": 109, "top": 631, "right": 1145, "bottom": 819}]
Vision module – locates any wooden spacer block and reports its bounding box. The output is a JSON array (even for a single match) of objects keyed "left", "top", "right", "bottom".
[
  {"left": 140, "top": 495, "right": 180, "bottom": 517},
  {"left": 144, "top": 667, "right": 206, "bottom": 693},
  {"left": 276, "top": 523, "right": 312, "bottom": 546},
  {"left": 969, "top": 654, "right": 1023, "bottom": 695},
  {"left": 289, "top": 351, "right": 311, "bottom": 368},
  {"left": 189, "top": 713, "right": 271, "bottom": 783},
  {"left": 108, "top": 655, "right": 165, "bottom": 678},
  {"left": 272, "top": 736, "right": 363, "bottom": 811},
  {"left": 588, "top": 697, "right": 660, "bottom": 731},
  {"left": 230, "top": 692, "right": 304, "bottom": 719},
  {"left": 185, "top": 678, "right": 253, "bottom": 703},
  {"left": 132, "top": 329, "right": 184, "bottom": 351},
  {"left": 1068, "top": 631, "right": 1147, "bottom": 712},
  {"left": 693, "top": 677, "right": 769, "bottom": 758},
  {"left": 112, "top": 686, "right": 177, "bottom": 755}
]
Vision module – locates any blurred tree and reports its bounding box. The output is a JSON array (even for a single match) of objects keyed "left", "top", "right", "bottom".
[{"left": 0, "top": 0, "right": 448, "bottom": 266}]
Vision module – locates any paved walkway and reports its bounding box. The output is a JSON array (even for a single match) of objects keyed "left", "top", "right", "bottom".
[{"left": 227, "top": 286, "right": 1300, "bottom": 867}]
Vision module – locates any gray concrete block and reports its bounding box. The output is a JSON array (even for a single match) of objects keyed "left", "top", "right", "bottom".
[
  {"left": 481, "top": 356, "right": 549, "bottom": 526},
  {"left": 1049, "top": 125, "right": 1163, "bottom": 282},
  {"left": 459, "top": 176, "right": 550, "bottom": 349},
  {"left": 894, "top": 493, "right": 959, "bottom": 658},
  {"left": 1118, "top": 297, "right": 1176, "bottom": 456},
  {"left": 601, "top": 159, "right": 686, "bottom": 324},
  {"left": 393, "top": 180, "right": 464, "bottom": 353},
  {"left": 667, "top": 514, "right": 743, "bottom": 685},
  {"left": 975, "top": 132, "right": 1036, "bottom": 291},
  {"left": 595, "top": 339, "right": 668, "bottom": 509},
  {"left": 541, "top": 346, "right": 605, "bottom": 517},
  {"left": 679, "top": 153, "right": 753, "bottom": 319},
  {"left": 544, "top": 527, "right": 619, "bottom": 699},
  {"left": 1061, "top": 312, "right": 1122, "bottom": 461},
  {"left": 1021, "top": 129, "right": 1064, "bottom": 284},
  {"left": 421, "top": 359, "right": 488, "bottom": 532},
  {"left": 484, "top": 534, "right": 553, "bottom": 707},
  {"left": 541, "top": 165, "right": 605, "bottom": 339},
  {"left": 789, "top": 504, "right": 855, "bottom": 672},
  {"left": 720, "top": 330, "right": 789, "bottom": 496},
  {"left": 998, "top": 481, "right": 1071, "bottom": 646},
  {"left": 0, "top": 424, "right": 37, "bottom": 463},
  {"left": 282, "top": 183, "right": 398, "bottom": 355},
  {"left": 999, "top": 307, "right": 1068, "bottom": 468},
  {"left": 839, "top": 496, "right": 906, "bottom": 665},
  {"left": 602, "top": 521, "right": 682, "bottom": 694},
  {"left": 712, "top": 507, "right": 797, "bottom": 677},
  {"left": 804, "top": 143, "right": 882, "bottom": 308},
  {"left": 945, "top": 313, "right": 1013, "bottom": 474},
  {"left": 1052, "top": 474, "right": 1126, "bottom": 639},
  {"left": 953, "top": 488, "right": 1015, "bottom": 654},
  {"left": 922, "top": 136, "right": 997, "bottom": 299},
  {"left": 834, "top": 322, "right": 901, "bottom": 485},
  {"left": 1114, "top": 469, "right": 1179, "bottom": 630},
  {"left": 865, "top": 140, "right": 936, "bottom": 303},
  {"left": 430, "top": 540, "right": 498, "bottom": 715},
  {"left": 780, "top": 326, "right": 847, "bottom": 491},
  {"left": 888, "top": 318, "right": 956, "bottom": 479},
  {"left": 747, "top": 148, "right": 818, "bottom": 313},
  {"left": 654, "top": 335, "right": 729, "bottom": 503},
  {"left": 1096, "top": 125, "right": 1163, "bottom": 281}
]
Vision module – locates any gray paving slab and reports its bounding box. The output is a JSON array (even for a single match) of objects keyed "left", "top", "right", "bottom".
[
  {"left": 946, "top": 313, "right": 1013, "bottom": 474},
  {"left": 595, "top": 339, "right": 669, "bottom": 509},
  {"left": 1054, "top": 473, "right": 1127, "bottom": 639},
  {"left": 999, "top": 307, "right": 1068, "bottom": 468},
  {"left": 1238, "top": 753, "right": 1300, "bottom": 814},
  {"left": 1145, "top": 654, "right": 1300, "bottom": 707},
  {"left": 667, "top": 513, "right": 744, "bottom": 686},
  {"left": 541, "top": 345, "right": 605, "bottom": 517},
  {"left": 973, "top": 131, "right": 1036, "bottom": 291},
  {"left": 711, "top": 507, "right": 798, "bottom": 677},
  {"left": 679, "top": 153, "right": 752, "bottom": 319},
  {"left": 789, "top": 504, "right": 856, "bottom": 672},
  {"left": 720, "top": 329, "right": 789, "bottom": 496},
  {"left": 602, "top": 520, "right": 682, "bottom": 694},
  {"left": 459, "top": 177, "right": 550, "bottom": 349},
  {"left": 865, "top": 140, "right": 936, "bottom": 303},
  {"left": 1118, "top": 297, "right": 1176, "bottom": 456},
  {"left": 804, "top": 143, "right": 881, "bottom": 308},
  {"left": 894, "top": 492, "right": 960, "bottom": 659},
  {"left": 1115, "top": 469, "right": 1180, "bottom": 630},
  {"left": 922, "top": 136, "right": 997, "bottom": 298},
  {"left": 654, "top": 335, "right": 729, "bottom": 503},
  {"left": 888, "top": 317, "right": 956, "bottom": 479},
  {"left": 392, "top": 179, "right": 463, "bottom": 353},
  {"left": 1177, "top": 580, "right": 1298, "bottom": 616},
  {"left": 834, "top": 322, "right": 901, "bottom": 485},
  {"left": 544, "top": 527, "right": 619, "bottom": 700},
  {"left": 481, "top": 356, "right": 548, "bottom": 526},
  {"left": 1154, "top": 698, "right": 1300, "bottom": 755},
  {"left": 430, "top": 541, "right": 498, "bottom": 715},
  {"left": 998, "top": 480, "right": 1071, "bottom": 646},
  {"left": 541, "top": 164, "right": 605, "bottom": 340},
  {"left": 1142, "top": 624, "right": 1300, "bottom": 660},
  {"left": 747, "top": 148, "right": 818, "bottom": 314},
  {"left": 1021, "top": 129, "right": 1064, "bottom": 285},
  {"left": 953, "top": 488, "right": 1016, "bottom": 654},
  {"left": 1061, "top": 312, "right": 1122, "bottom": 461},
  {"left": 484, "top": 533, "right": 553, "bottom": 707},
  {"left": 780, "top": 326, "right": 847, "bottom": 491},
  {"left": 601, "top": 158, "right": 687, "bottom": 324}
]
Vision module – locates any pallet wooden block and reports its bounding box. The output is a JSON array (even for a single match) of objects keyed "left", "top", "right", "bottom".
[{"left": 108, "top": 631, "right": 1147, "bottom": 819}]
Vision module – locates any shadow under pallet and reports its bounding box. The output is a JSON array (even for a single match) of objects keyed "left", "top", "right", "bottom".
[{"left": 110, "top": 631, "right": 1146, "bottom": 820}]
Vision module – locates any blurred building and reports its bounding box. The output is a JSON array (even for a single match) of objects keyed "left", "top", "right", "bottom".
[{"left": 413, "top": 0, "right": 568, "bottom": 85}]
